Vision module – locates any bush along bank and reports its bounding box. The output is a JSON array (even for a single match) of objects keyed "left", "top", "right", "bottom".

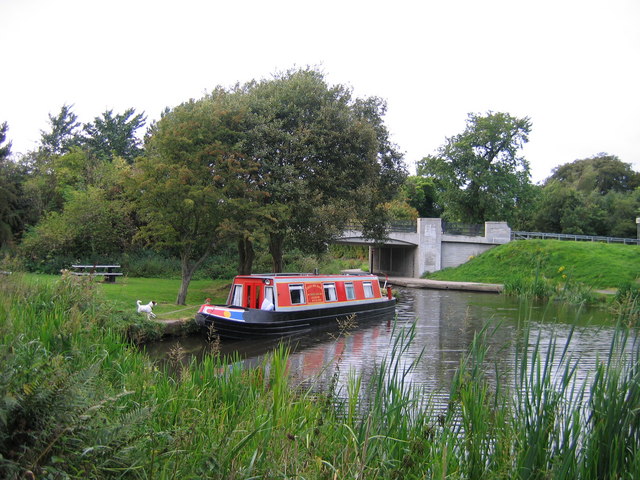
[{"left": 1, "top": 272, "right": 639, "bottom": 478}]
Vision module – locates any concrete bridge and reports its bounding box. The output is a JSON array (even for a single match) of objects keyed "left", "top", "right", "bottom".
[{"left": 336, "top": 218, "right": 511, "bottom": 278}]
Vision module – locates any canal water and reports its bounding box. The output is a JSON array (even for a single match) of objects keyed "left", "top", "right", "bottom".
[{"left": 145, "top": 288, "right": 628, "bottom": 405}]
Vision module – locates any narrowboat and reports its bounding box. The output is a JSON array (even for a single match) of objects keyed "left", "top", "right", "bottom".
[{"left": 195, "top": 273, "right": 396, "bottom": 339}]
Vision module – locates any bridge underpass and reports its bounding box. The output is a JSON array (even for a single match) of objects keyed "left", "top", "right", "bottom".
[{"left": 332, "top": 233, "right": 418, "bottom": 277}]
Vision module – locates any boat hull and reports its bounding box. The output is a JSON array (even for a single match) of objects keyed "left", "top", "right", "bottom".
[{"left": 195, "top": 299, "right": 396, "bottom": 339}]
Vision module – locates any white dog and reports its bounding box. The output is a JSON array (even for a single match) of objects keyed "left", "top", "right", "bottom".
[{"left": 136, "top": 300, "right": 157, "bottom": 319}]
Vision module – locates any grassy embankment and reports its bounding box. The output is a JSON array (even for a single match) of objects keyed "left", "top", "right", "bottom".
[
  {"left": 1, "top": 271, "right": 639, "bottom": 478},
  {"left": 425, "top": 239, "right": 640, "bottom": 301}
]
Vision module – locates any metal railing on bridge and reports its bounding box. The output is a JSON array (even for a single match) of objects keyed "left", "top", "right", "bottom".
[
  {"left": 346, "top": 221, "right": 486, "bottom": 236},
  {"left": 442, "top": 222, "right": 484, "bottom": 236},
  {"left": 343, "top": 220, "right": 417, "bottom": 233},
  {"left": 511, "top": 231, "right": 639, "bottom": 245},
  {"left": 387, "top": 220, "right": 417, "bottom": 232}
]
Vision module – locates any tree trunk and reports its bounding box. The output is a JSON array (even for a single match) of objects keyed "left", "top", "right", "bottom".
[
  {"left": 269, "top": 232, "right": 284, "bottom": 273},
  {"left": 237, "top": 236, "right": 254, "bottom": 275},
  {"left": 176, "top": 267, "right": 194, "bottom": 306},
  {"left": 176, "top": 249, "right": 210, "bottom": 305}
]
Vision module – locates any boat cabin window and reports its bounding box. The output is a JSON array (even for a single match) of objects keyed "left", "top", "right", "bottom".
[
  {"left": 363, "top": 281, "right": 374, "bottom": 298},
  {"left": 324, "top": 283, "right": 337, "bottom": 302},
  {"left": 289, "top": 284, "right": 306, "bottom": 305},
  {"left": 345, "top": 282, "right": 356, "bottom": 300},
  {"left": 230, "top": 284, "right": 243, "bottom": 306}
]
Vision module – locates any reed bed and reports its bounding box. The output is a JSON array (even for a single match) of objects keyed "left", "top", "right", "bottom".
[{"left": 1, "top": 272, "right": 639, "bottom": 479}]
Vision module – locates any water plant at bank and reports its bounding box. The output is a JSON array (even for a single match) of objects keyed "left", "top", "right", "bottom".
[{"left": 1, "top": 272, "right": 639, "bottom": 478}]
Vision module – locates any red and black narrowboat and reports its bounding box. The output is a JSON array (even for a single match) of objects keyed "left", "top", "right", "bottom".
[{"left": 195, "top": 273, "right": 396, "bottom": 339}]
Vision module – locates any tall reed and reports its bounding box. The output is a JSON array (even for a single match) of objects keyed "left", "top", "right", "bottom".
[
  {"left": 2, "top": 272, "right": 640, "bottom": 478},
  {"left": 444, "top": 318, "right": 640, "bottom": 480}
]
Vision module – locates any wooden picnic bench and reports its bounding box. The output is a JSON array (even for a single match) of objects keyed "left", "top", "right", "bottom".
[{"left": 71, "top": 264, "right": 122, "bottom": 283}]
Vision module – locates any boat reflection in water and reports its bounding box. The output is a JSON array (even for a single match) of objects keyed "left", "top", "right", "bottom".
[{"left": 148, "top": 307, "right": 397, "bottom": 376}]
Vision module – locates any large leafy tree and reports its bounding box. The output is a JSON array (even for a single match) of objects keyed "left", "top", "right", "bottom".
[
  {"left": 531, "top": 182, "right": 603, "bottom": 235},
  {"left": 13, "top": 107, "right": 146, "bottom": 263},
  {"left": 418, "top": 111, "right": 533, "bottom": 224},
  {"left": 40, "top": 104, "right": 82, "bottom": 156},
  {"left": 243, "top": 69, "right": 406, "bottom": 272},
  {"left": 83, "top": 108, "right": 146, "bottom": 163},
  {"left": 602, "top": 189, "right": 640, "bottom": 237},
  {"left": 14, "top": 105, "right": 83, "bottom": 226},
  {"left": 133, "top": 91, "right": 258, "bottom": 304},
  {"left": 19, "top": 146, "right": 110, "bottom": 226},
  {"left": 401, "top": 176, "right": 443, "bottom": 218},
  {"left": 19, "top": 186, "right": 134, "bottom": 262},
  {"left": 547, "top": 154, "right": 640, "bottom": 194}
]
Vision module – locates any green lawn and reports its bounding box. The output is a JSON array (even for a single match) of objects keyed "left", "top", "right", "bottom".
[{"left": 23, "top": 273, "right": 231, "bottom": 320}]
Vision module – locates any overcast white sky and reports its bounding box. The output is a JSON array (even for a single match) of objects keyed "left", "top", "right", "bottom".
[{"left": 1, "top": 0, "right": 639, "bottom": 182}]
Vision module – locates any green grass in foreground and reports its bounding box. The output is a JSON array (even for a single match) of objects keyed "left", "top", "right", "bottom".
[
  {"left": 1, "top": 273, "right": 639, "bottom": 479},
  {"left": 425, "top": 239, "right": 640, "bottom": 290}
]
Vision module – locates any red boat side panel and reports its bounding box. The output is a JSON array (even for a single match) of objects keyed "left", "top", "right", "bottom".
[
  {"left": 354, "top": 281, "right": 364, "bottom": 299},
  {"left": 276, "top": 282, "right": 291, "bottom": 307}
]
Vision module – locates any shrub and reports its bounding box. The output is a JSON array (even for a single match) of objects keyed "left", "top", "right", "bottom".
[
  {"left": 121, "top": 250, "right": 181, "bottom": 278},
  {"left": 503, "top": 274, "right": 555, "bottom": 299},
  {"left": 612, "top": 281, "right": 640, "bottom": 325}
]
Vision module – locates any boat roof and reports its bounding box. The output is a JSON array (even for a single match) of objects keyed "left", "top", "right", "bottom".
[{"left": 234, "top": 272, "right": 378, "bottom": 280}]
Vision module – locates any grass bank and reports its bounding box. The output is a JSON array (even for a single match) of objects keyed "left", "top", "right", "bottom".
[
  {"left": 1, "top": 271, "right": 640, "bottom": 478},
  {"left": 23, "top": 273, "right": 230, "bottom": 321},
  {"left": 425, "top": 240, "right": 639, "bottom": 289},
  {"left": 425, "top": 240, "right": 640, "bottom": 307}
]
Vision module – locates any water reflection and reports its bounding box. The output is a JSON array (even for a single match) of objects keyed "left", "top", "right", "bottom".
[{"left": 144, "top": 288, "right": 626, "bottom": 404}]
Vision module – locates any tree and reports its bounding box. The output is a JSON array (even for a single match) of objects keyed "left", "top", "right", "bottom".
[
  {"left": 0, "top": 122, "right": 20, "bottom": 247},
  {"left": 547, "top": 154, "right": 640, "bottom": 194},
  {"left": 133, "top": 91, "right": 256, "bottom": 304},
  {"left": 418, "top": 112, "right": 532, "bottom": 224},
  {"left": 401, "top": 176, "right": 443, "bottom": 218},
  {"left": 0, "top": 122, "right": 11, "bottom": 161},
  {"left": 40, "top": 104, "right": 81, "bottom": 156},
  {"left": 601, "top": 189, "right": 640, "bottom": 237},
  {"left": 539, "top": 184, "right": 610, "bottom": 235},
  {"left": 19, "top": 186, "right": 134, "bottom": 262},
  {"left": 243, "top": 69, "right": 406, "bottom": 272},
  {"left": 15, "top": 107, "right": 83, "bottom": 228},
  {"left": 382, "top": 198, "right": 419, "bottom": 220},
  {"left": 19, "top": 147, "right": 107, "bottom": 227},
  {"left": 529, "top": 155, "right": 640, "bottom": 237},
  {"left": 83, "top": 108, "right": 146, "bottom": 163}
]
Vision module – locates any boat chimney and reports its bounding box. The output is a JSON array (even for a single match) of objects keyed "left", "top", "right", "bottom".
[{"left": 313, "top": 268, "right": 319, "bottom": 275}]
